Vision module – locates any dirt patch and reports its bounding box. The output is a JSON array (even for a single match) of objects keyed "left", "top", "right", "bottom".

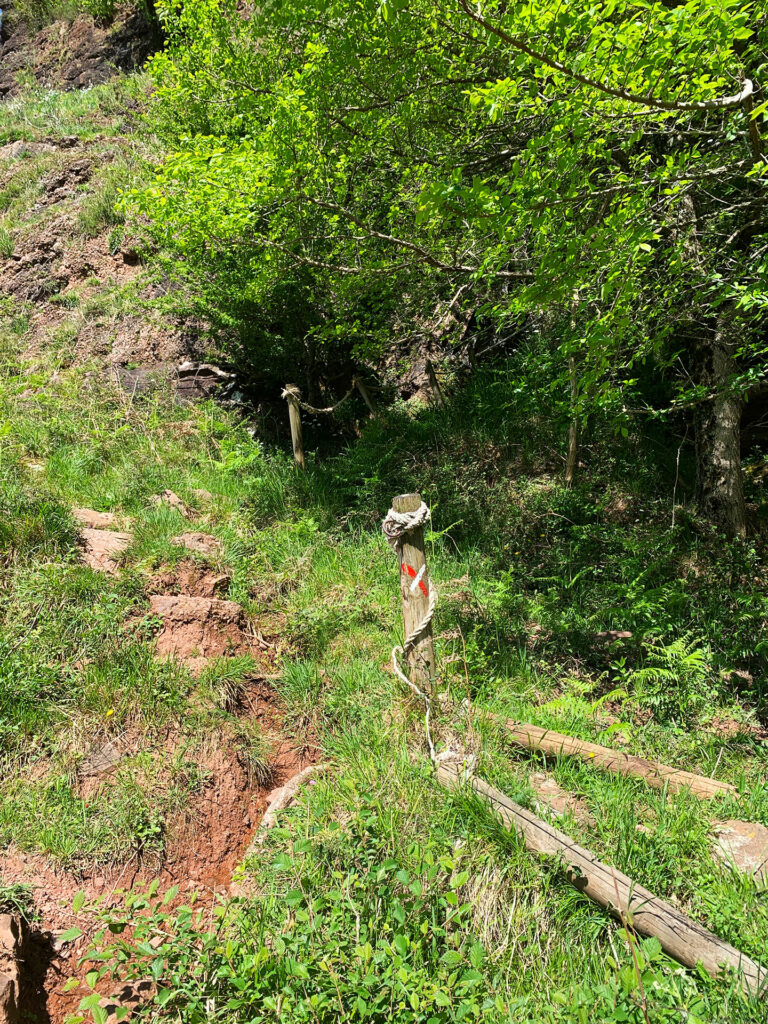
[
  {"left": 61, "top": 229, "right": 142, "bottom": 292},
  {"left": 39, "top": 158, "right": 92, "bottom": 207},
  {"left": 529, "top": 773, "right": 593, "bottom": 826},
  {"left": 149, "top": 489, "right": 190, "bottom": 516},
  {"left": 151, "top": 562, "right": 230, "bottom": 599},
  {"left": 171, "top": 533, "right": 222, "bottom": 558},
  {"left": 0, "top": 227, "right": 66, "bottom": 303},
  {"left": 79, "top": 528, "right": 132, "bottom": 573},
  {"left": 150, "top": 595, "right": 257, "bottom": 673}
]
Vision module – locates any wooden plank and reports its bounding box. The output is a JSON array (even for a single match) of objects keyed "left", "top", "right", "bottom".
[
  {"left": 501, "top": 719, "right": 736, "bottom": 800},
  {"left": 437, "top": 762, "right": 766, "bottom": 997},
  {"left": 392, "top": 492, "right": 435, "bottom": 686}
]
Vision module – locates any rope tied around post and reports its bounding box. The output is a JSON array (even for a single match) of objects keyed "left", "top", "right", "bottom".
[
  {"left": 382, "top": 497, "right": 437, "bottom": 761},
  {"left": 281, "top": 382, "right": 357, "bottom": 416}
]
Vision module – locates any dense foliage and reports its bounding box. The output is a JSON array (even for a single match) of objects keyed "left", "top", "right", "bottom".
[{"left": 131, "top": 0, "right": 768, "bottom": 535}]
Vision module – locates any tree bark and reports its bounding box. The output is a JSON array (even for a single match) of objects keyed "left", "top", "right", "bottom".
[{"left": 692, "top": 327, "right": 746, "bottom": 539}]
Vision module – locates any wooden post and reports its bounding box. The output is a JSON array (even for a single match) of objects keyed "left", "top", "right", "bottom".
[
  {"left": 354, "top": 376, "right": 378, "bottom": 418},
  {"left": 499, "top": 718, "right": 736, "bottom": 800},
  {"left": 425, "top": 359, "right": 446, "bottom": 408},
  {"left": 392, "top": 492, "right": 435, "bottom": 686},
  {"left": 437, "top": 763, "right": 767, "bottom": 998},
  {"left": 284, "top": 385, "right": 306, "bottom": 470}
]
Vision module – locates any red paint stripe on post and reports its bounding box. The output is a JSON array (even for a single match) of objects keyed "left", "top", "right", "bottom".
[{"left": 401, "top": 562, "right": 429, "bottom": 597}]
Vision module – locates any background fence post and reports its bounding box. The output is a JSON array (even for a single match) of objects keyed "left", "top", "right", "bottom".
[
  {"left": 392, "top": 492, "right": 435, "bottom": 686},
  {"left": 284, "top": 385, "right": 306, "bottom": 469}
]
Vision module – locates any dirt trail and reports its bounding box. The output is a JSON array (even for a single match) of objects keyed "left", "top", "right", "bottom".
[{"left": 0, "top": 510, "right": 313, "bottom": 1024}]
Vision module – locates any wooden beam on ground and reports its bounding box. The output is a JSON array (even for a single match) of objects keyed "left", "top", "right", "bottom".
[
  {"left": 500, "top": 719, "right": 736, "bottom": 800},
  {"left": 437, "top": 762, "right": 766, "bottom": 998}
]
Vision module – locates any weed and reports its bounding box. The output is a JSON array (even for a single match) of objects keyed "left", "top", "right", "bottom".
[
  {"left": 0, "top": 883, "right": 36, "bottom": 920},
  {"left": 0, "top": 226, "right": 14, "bottom": 259}
]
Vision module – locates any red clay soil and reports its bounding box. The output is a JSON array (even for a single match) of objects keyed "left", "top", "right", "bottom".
[
  {"left": 150, "top": 595, "right": 255, "bottom": 673},
  {"left": 151, "top": 562, "right": 230, "bottom": 599},
  {"left": 2, "top": 690, "right": 313, "bottom": 1024}
]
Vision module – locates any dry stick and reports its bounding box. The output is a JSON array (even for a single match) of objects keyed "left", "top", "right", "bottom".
[
  {"left": 500, "top": 719, "right": 736, "bottom": 800},
  {"left": 437, "top": 762, "right": 766, "bottom": 997},
  {"left": 354, "top": 376, "right": 378, "bottom": 417},
  {"left": 283, "top": 384, "right": 306, "bottom": 470},
  {"left": 425, "top": 359, "right": 446, "bottom": 409},
  {"left": 393, "top": 493, "right": 435, "bottom": 687}
]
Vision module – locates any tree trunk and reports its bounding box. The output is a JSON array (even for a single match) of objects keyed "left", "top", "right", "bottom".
[{"left": 692, "top": 327, "right": 746, "bottom": 539}]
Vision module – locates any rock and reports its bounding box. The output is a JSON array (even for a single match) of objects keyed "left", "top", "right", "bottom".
[
  {"left": 529, "top": 773, "right": 593, "bottom": 825},
  {"left": 171, "top": 532, "right": 221, "bottom": 558},
  {"left": 149, "top": 595, "right": 250, "bottom": 672},
  {"left": 150, "top": 490, "right": 190, "bottom": 516},
  {"left": 0, "top": 972, "right": 17, "bottom": 1024},
  {"left": 192, "top": 489, "right": 214, "bottom": 503},
  {"left": 0, "top": 140, "right": 56, "bottom": 162},
  {"left": 713, "top": 820, "right": 768, "bottom": 884},
  {"left": 0, "top": 10, "right": 157, "bottom": 99},
  {"left": 72, "top": 508, "right": 118, "bottom": 530},
  {"left": 175, "top": 361, "right": 235, "bottom": 401},
  {"left": 80, "top": 740, "right": 122, "bottom": 779},
  {"left": 79, "top": 528, "right": 132, "bottom": 573},
  {"left": 0, "top": 914, "right": 27, "bottom": 1024}
]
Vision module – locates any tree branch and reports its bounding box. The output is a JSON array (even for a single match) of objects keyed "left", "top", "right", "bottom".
[{"left": 456, "top": 0, "right": 753, "bottom": 112}]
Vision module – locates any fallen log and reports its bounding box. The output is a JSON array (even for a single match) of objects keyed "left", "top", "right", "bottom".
[
  {"left": 437, "top": 761, "right": 766, "bottom": 998},
  {"left": 501, "top": 719, "right": 736, "bottom": 800}
]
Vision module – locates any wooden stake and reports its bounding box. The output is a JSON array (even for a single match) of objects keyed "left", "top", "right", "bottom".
[
  {"left": 437, "top": 762, "right": 766, "bottom": 998},
  {"left": 284, "top": 385, "right": 306, "bottom": 470},
  {"left": 425, "top": 359, "right": 446, "bottom": 408},
  {"left": 392, "top": 492, "right": 435, "bottom": 686},
  {"left": 500, "top": 719, "right": 736, "bottom": 800},
  {"left": 354, "top": 376, "right": 378, "bottom": 418}
]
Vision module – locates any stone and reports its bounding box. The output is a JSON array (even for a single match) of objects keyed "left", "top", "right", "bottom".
[
  {"left": 713, "top": 820, "right": 768, "bottom": 884},
  {"left": 0, "top": 914, "right": 26, "bottom": 1024},
  {"left": 150, "top": 490, "right": 190, "bottom": 516},
  {"left": 149, "top": 594, "right": 249, "bottom": 673},
  {"left": 80, "top": 740, "right": 122, "bottom": 778},
  {"left": 0, "top": 140, "right": 56, "bottom": 161},
  {"left": 72, "top": 508, "right": 118, "bottom": 530},
  {"left": 80, "top": 528, "right": 132, "bottom": 573},
  {"left": 170, "top": 532, "right": 221, "bottom": 558}
]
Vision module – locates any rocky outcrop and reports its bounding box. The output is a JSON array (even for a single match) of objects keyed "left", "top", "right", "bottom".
[
  {"left": 0, "top": 914, "right": 27, "bottom": 1024},
  {"left": 0, "top": 9, "right": 158, "bottom": 98}
]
